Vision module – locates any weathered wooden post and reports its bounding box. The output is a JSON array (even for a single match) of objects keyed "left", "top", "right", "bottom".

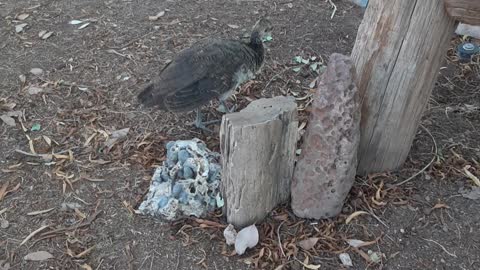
[
  {"left": 220, "top": 96, "right": 298, "bottom": 228},
  {"left": 444, "top": 0, "right": 480, "bottom": 25},
  {"left": 351, "top": 0, "right": 456, "bottom": 175}
]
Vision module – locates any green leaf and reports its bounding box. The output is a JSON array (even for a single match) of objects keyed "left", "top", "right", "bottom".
[
  {"left": 310, "top": 62, "right": 318, "bottom": 71},
  {"left": 292, "top": 67, "right": 301, "bottom": 72},
  {"left": 293, "top": 56, "right": 303, "bottom": 63},
  {"left": 31, "top": 123, "right": 41, "bottom": 131},
  {"left": 317, "top": 65, "right": 327, "bottom": 74},
  {"left": 301, "top": 58, "right": 310, "bottom": 64},
  {"left": 262, "top": 34, "right": 273, "bottom": 42}
]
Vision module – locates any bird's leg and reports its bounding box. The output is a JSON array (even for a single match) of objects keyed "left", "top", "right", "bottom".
[
  {"left": 194, "top": 109, "right": 220, "bottom": 132},
  {"left": 217, "top": 99, "right": 237, "bottom": 114}
]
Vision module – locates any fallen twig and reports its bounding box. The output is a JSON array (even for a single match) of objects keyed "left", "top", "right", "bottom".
[
  {"left": 422, "top": 238, "right": 457, "bottom": 258},
  {"left": 327, "top": 0, "right": 337, "bottom": 19},
  {"left": 277, "top": 221, "right": 286, "bottom": 258},
  {"left": 393, "top": 125, "right": 437, "bottom": 188},
  {"left": 40, "top": 210, "right": 101, "bottom": 237},
  {"left": 20, "top": 225, "right": 50, "bottom": 246}
]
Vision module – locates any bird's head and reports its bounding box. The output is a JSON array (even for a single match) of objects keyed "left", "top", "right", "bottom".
[{"left": 251, "top": 17, "right": 273, "bottom": 44}]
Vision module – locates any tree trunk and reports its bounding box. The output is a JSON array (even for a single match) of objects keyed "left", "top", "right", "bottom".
[{"left": 351, "top": 0, "right": 456, "bottom": 175}]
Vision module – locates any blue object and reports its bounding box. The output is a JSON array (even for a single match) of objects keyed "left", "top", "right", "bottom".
[
  {"left": 177, "top": 169, "right": 184, "bottom": 179},
  {"left": 183, "top": 159, "right": 197, "bottom": 173},
  {"left": 160, "top": 170, "right": 171, "bottom": 182},
  {"left": 172, "top": 183, "right": 184, "bottom": 197},
  {"left": 178, "top": 191, "right": 189, "bottom": 204},
  {"left": 166, "top": 141, "right": 174, "bottom": 149},
  {"left": 157, "top": 196, "right": 170, "bottom": 208},
  {"left": 183, "top": 166, "right": 194, "bottom": 179},
  {"left": 457, "top": 42, "right": 480, "bottom": 60},
  {"left": 208, "top": 164, "right": 221, "bottom": 183},
  {"left": 178, "top": 150, "right": 191, "bottom": 164}
]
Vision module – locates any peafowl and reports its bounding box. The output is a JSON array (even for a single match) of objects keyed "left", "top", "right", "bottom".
[{"left": 137, "top": 17, "right": 273, "bottom": 131}]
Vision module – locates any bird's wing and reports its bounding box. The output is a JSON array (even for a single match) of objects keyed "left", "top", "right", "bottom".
[{"left": 142, "top": 40, "right": 252, "bottom": 110}]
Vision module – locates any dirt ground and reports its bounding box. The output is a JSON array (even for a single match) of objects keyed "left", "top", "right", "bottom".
[{"left": 1, "top": 0, "right": 479, "bottom": 269}]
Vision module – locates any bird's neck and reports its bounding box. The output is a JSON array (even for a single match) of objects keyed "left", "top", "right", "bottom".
[{"left": 248, "top": 31, "right": 265, "bottom": 67}]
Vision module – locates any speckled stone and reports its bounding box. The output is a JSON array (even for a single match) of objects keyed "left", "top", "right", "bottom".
[{"left": 291, "top": 53, "right": 360, "bottom": 219}]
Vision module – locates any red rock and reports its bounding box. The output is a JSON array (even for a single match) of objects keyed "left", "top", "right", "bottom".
[{"left": 291, "top": 53, "right": 360, "bottom": 219}]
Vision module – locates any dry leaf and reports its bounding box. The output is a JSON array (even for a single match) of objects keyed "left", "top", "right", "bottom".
[
  {"left": 297, "top": 237, "right": 319, "bottom": 251},
  {"left": 148, "top": 11, "right": 165, "bottom": 21},
  {"left": 16, "top": 13, "right": 30, "bottom": 20},
  {"left": 15, "top": 23, "right": 28, "bottom": 33},
  {"left": 43, "top": 135, "right": 52, "bottom": 146},
  {"left": 460, "top": 187, "right": 480, "bottom": 200},
  {"left": 69, "top": 19, "right": 83, "bottom": 25},
  {"left": 78, "top": 23, "right": 90, "bottom": 30},
  {"left": 345, "top": 211, "right": 369, "bottom": 224},
  {"left": 41, "top": 31, "right": 54, "bottom": 39},
  {"left": 0, "top": 219, "right": 9, "bottom": 229},
  {"left": 75, "top": 208, "right": 87, "bottom": 219},
  {"left": 296, "top": 257, "right": 321, "bottom": 269},
  {"left": 30, "top": 68, "right": 43, "bottom": 76},
  {"left": 0, "top": 102, "right": 16, "bottom": 111},
  {"left": 19, "top": 74, "right": 26, "bottom": 83},
  {"left": 0, "top": 115, "right": 15, "bottom": 127},
  {"left": 432, "top": 203, "right": 449, "bottom": 210},
  {"left": 71, "top": 246, "right": 95, "bottom": 258},
  {"left": 38, "top": 30, "right": 47, "bottom": 38},
  {"left": 346, "top": 235, "right": 382, "bottom": 249},
  {"left": 227, "top": 24, "right": 240, "bottom": 29},
  {"left": 27, "top": 85, "right": 43, "bottom": 95},
  {"left": 104, "top": 128, "right": 130, "bottom": 150},
  {"left": 0, "top": 181, "right": 9, "bottom": 201},
  {"left": 80, "top": 264, "right": 93, "bottom": 270},
  {"left": 24, "top": 251, "right": 53, "bottom": 261},
  {"left": 339, "top": 253, "right": 353, "bottom": 267}
]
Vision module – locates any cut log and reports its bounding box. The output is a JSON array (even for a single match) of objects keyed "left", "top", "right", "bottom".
[
  {"left": 444, "top": 0, "right": 480, "bottom": 25},
  {"left": 351, "top": 0, "right": 456, "bottom": 175},
  {"left": 220, "top": 96, "right": 298, "bottom": 228},
  {"left": 291, "top": 53, "right": 360, "bottom": 219}
]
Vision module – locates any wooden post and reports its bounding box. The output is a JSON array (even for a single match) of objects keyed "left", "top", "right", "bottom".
[
  {"left": 351, "top": 0, "right": 456, "bottom": 175},
  {"left": 220, "top": 96, "right": 298, "bottom": 228},
  {"left": 444, "top": 0, "right": 480, "bottom": 25}
]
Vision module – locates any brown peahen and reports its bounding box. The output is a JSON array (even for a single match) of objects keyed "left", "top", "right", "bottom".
[{"left": 137, "top": 18, "right": 273, "bottom": 131}]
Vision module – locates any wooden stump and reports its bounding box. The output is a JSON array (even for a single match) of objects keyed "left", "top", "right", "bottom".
[
  {"left": 220, "top": 96, "right": 298, "bottom": 228},
  {"left": 351, "top": 0, "right": 456, "bottom": 175}
]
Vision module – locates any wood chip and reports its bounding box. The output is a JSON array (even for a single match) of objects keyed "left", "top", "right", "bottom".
[
  {"left": 297, "top": 237, "right": 319, "bottom": 251},
  {"left": 24, "top": 251, "right": 53, "bottom": 261},
  {"left": 27, "top": 208, "right": 55, "bottom": 216},
  {"left": 148, "top": 11, "right": 165, "bottom": 21},
  {"left": 16, "top": 13, "right": 30, "bottom": 20}
]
